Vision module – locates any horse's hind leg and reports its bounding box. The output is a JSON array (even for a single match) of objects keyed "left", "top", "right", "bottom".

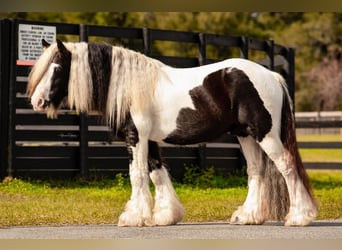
[
  {"left": 258, "top": 132, "right": 317, "bottom": 226},
  {"left": 230, "top": 136, "right": 267, "bottom": 225},
  {"left": 148, "top": 141, "right": 185, "bottom": 225}
]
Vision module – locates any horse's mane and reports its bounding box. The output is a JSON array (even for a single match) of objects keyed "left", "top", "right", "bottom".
[
  {"left": 27, "top": 41, "right": 165, "bottom": 128},
  {"left": 106, "top": 46, "right": 165, "bottom": 129}
]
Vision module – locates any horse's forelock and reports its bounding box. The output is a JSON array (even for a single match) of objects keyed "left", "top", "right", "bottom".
[
  {"left": 67, "top": 42, "right": 93, "bottom": 113},
  {"left": 27, "top": 44, "right": 58, "bottom": 98}
]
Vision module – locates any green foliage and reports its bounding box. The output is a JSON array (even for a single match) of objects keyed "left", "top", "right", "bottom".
[
  {"left": 182, "top": 164, "right": 216, "bottom": 188},
  {"left": 114, "top": 173, "right": 129, "bottom": 190},
  {"left": 182, "top": 164, "right": 247, "bottom": 189}
]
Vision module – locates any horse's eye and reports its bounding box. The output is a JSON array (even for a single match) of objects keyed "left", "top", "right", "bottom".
[{"left": 55, "top": 66, "right": 63, "bottom": 72}]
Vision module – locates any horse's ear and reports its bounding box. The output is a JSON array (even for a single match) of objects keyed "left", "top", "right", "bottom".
[
  {"left": 42, "top": 39, "right": 50, "bottom": 50},
  {"left": 56, "top": 39, "right": 67, "bottom": 52}
]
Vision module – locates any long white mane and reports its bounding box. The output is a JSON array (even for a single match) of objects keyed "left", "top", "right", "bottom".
[
  {"left": 28, "top": 42, "right": 165, "bottom": 128},
  {"left": 106, "top": 46, "right": 164, "bottom": 128}
]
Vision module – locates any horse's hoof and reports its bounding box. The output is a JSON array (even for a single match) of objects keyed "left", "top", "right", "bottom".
[
  {"left": 230, "top": 206, "right": 265, "bottom": 225},
  {"left": 152, "top": 206, "right": 185, "bottom": 226},
  {"left": 284, "top": 205, "right": 317, "bottom": 226},
  {"left": 284, "top": 213, "right": 315, "bottom": 226},
  {"left": 118, "top": 212, "right": 154, "bottom": 227}
]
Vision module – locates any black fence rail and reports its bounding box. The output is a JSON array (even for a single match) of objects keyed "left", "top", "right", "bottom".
[
  {"left": 0, "top": 19, "right": 295, "bottom": 180},
  {"left": 296, "top": 118, "right": 342, "bottom": 170}
]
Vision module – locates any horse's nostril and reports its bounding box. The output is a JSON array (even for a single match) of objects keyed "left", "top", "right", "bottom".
[{"left": 37, "top": 98, "right": 45, "bottom": 108}]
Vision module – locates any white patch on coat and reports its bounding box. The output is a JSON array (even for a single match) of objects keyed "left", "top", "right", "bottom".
[{"left": 30, "top": 63, "right": 60, "bottom": 112}]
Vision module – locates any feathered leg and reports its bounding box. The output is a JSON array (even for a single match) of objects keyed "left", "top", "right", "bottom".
[
  {"left": 117, "top": 117, "right": 153, "bottom": 227},
  {"left": 230, "top": 136, "right": 266, "bottom": 225},
  {"left": 259, "top": 132, "right": 317, "bottom": 226},
  {"left": 148, "top": 141, "right": 185, "bottom": 225}
]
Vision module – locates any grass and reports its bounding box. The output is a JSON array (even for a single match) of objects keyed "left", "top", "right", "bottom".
[
  {"left": 308, "top": 170, "right": 342, "bottom": 220},
  {"left": 0, "top": 133, "right": 340, "bottom": 227},
  {"left": 0, "top": 170, "right": 341, "bottom": 227}
]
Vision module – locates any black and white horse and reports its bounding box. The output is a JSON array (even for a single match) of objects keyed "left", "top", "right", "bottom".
[{"left": 27, "top": 39, "right": 317, "bottom": 227}]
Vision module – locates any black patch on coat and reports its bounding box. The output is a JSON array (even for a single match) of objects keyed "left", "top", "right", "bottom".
[
  {"left": 88, "top": 43, "right": 113, "bottom": 112},
  {"left": 148, "top": 141, "right": 163, "bottom": 172},
  {"left": 48, "top": 43, "right": 71, "bottom": 109},
  {"left": 163, "top": 67, "right": 272, "bottom": 145},
  {"left": 115, "top": 114, "right": 163, "bottom": 171},
  {"left": 115, "top": 113, "right": 139, "bottom": 164}
]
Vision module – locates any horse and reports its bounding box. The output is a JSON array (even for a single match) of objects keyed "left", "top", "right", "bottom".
[{"left": 27, "top": 39, "right": 317, "bottom": 227}]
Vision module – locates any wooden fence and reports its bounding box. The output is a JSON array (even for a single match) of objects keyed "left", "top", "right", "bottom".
[
  {"left": 296, "top": 112, "right": 342, "bottom": 170},
  {"left": 1, "top": 19, "right": 296, "bottom": 181}
]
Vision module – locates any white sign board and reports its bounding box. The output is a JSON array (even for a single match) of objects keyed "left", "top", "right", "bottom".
[{"left": 18, "top": 24, "right": 56, "bottom": 61}]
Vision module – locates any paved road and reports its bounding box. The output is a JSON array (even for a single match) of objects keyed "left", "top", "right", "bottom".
[{"left": 0, "top": 220, "right": 341, "bottom": 239}]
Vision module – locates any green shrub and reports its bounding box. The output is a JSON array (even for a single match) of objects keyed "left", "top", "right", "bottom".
[{"left": 182, "top": 164, "right": 247, "bottom": 189}]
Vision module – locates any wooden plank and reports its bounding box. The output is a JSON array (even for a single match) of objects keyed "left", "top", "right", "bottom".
[
  {"left": 204, "top": 34, "right": 241, "bottom": 47},
  {"left": 161, "top": 146, "right": 198, "bottom": 158},
  {"left": 14, "top": 158, "right": 77, "bottom": 170},
  {"left": 296, "top": 120, "right": 342, "bottom": 128},
  {"left": 88, "top": 25, "right": 143, "bottom": 39},
  {"left": 13, "top": 169, "right": 80, "bottom": 179},
  {"left": 16, "top": 65, "right": 32, "bottom": 76},
  {"left": 248, "top": 38, "right": 267, "bottom": 51},
  {"left": 16, "top": 81, "right": 27, "bottom": 94},
  {"left": 208, "top": 159, "right": 241, "bottom": 172},
  {"left": 88, "top": 168, "right": 129, "bottom": 178},
  {"left": 15, "top": 97, "right": 31, "bottom": 109},
  {"left": 15, "top": 145, "right": 78, "bottom": 157},
  {"left": 273, "top": 44, "right": 288, "bottom": 56},
  {"left": 88, "top": 145, "right": 128, "bottom": 157},
  {"left": 89, "top": 158, "right": 129, "bottom": 170},
  {"left": 304, "top": 162, "right": 342, "bottom": 170},
  {"left": 298, "top": 141, "right": 342, "bottom": 149},
  {"left": 16, "top": 113, "right": 79, "bottom": 125},
  {"left": 15, "top": 129, "right": 80, "bottom": 141}
]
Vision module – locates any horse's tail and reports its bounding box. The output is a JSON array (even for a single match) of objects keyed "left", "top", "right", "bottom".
[{"left": 263, "top": 73, "right": 316, "bottom": 220}]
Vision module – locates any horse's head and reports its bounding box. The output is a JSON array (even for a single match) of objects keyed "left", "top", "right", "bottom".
[{"left": 27, "top": 39, "right": 71, "bottom": 117}]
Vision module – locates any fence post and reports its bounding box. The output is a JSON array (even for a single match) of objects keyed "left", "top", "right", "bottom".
[
  {"left": 286, "top": 47, "right": 295, "bottom": 106},
  {"left": 8, "top": 20, "right": 17, "bottom": 178},
  {"left": 0, "top": 19, "right": 13, "bottom": 178},
  {"left": 142, "top": 27, "right": 151, "bottom": 56},
  {"left": 266, "top": 40, "right": 274, "bottom": 70},
  {"left": 198, "top": 33, "right": 206, "bottom": 66},
  {"left": 0, "top": 19, "right": 16, "bottom": 178},
  {"left": 240, "top": 36, "right": 249, "bottom": 59},
  {"left": 79, "top": 24, "right": 89, "bottom": 178}
]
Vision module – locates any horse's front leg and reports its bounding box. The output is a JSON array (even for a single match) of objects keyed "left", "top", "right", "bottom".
[
  {"left": 148, "top": 141, "right": 185, "bottom": 225},
  {"left": 118, "top": 128, "right": 153, "bottom": 227}
]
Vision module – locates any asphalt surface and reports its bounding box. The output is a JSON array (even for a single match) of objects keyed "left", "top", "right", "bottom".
[{"left": 0, "top": 220, "right": 341, "bottom": 239}]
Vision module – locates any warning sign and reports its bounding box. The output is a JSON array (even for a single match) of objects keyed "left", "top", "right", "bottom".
[{"left": 18, "top": 24, "right": 56, "bottom": 61}]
